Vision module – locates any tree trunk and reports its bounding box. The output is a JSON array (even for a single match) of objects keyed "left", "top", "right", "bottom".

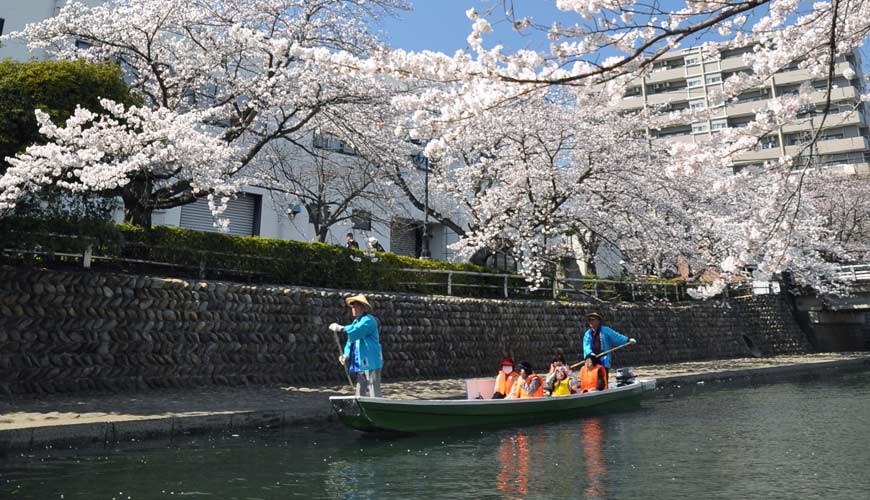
[
  {"left": 124, "top": 204, "right": 152, "bottom": 228},
  {"left": 121, "top": 179, "right": 153, "bottom": 227},
  {"left": 316, "top": 225, "right": 329, "bottom": 243}
]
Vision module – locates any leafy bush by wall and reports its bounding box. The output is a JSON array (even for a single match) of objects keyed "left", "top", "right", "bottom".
[{"left": 0, "top": 218, "right": 510, "bottom": 296}]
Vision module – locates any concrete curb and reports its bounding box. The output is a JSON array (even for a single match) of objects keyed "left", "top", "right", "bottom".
[
  {"left": 0, "top": 410, "right": 337, "bottom": 454},
  {"left": 2, "top": 356, "right": 868, "bottom": 453},
  {"left": 654, "top": 356, "right": 870, "bottom": 388}
]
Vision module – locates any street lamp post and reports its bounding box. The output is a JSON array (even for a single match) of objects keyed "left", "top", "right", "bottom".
[{"left": 420, "top": 160, "right": 431, "bottom": 258}]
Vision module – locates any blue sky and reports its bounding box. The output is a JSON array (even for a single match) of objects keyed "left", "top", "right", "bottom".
[{"left": 379, "top": 0, "right": 563, "bottom": 53}]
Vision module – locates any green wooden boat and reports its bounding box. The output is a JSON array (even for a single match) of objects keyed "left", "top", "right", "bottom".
[{"left": 330, "top": 378, "right": 656, "bottom": 433}]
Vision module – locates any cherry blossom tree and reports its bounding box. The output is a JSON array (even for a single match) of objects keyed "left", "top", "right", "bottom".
[
  {"left": 253, "top": 136, "right": 395, "bottom": 243},
  {"left": 365, "top": 1, "right": 870, "bottom": 292},
  {"left": 0, "top": 0, "right": 408, "bottom": 226}
]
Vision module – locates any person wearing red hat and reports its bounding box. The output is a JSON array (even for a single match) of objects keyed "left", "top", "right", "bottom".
[{"left": 491, "top": 356, "right": 520, "bottom": 399}]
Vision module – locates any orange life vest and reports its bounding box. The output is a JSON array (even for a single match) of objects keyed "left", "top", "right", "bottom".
[
  {"left": 495, "top": 370, "right": 520, "bottom": 396},
  {"left": 580, "top": 365, "right": 608, "bottom": 393},
  {"left": 518, "top": 373, "right": 544, "bottom": 399}
]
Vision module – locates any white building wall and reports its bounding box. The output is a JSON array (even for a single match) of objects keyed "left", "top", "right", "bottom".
[{"left": 0, "top": 1, "right": 106, "bottom": 61}]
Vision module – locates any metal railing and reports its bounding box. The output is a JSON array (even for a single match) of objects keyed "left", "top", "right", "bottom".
[
  {"left": 397, "top": 268, "right": 687, "bottom": 301},
  {"left": 2, "top": 234, "right": 690, "bottom": 302},
  {"left": 834, "top": 264, "right": 870, "bottom": 282}
]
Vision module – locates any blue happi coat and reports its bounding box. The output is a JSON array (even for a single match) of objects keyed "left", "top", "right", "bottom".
[
  {"left": 342, "top": 313, "right": 384, "bottom": 373},
  {"left": 582, "top": 326, "right": 629, "bottom": 369}
]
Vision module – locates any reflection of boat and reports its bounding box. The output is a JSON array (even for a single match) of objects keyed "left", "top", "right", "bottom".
[{"left": 330, "top": 378, "right": 655, "bottom": 433}]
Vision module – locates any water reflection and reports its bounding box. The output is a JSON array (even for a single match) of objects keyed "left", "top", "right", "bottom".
[
  {"left": 496, "top": 432, "right": 530, "bottom": 498},
  {"left": 581, "top": 418, "right": 607, "bottom": 499}
]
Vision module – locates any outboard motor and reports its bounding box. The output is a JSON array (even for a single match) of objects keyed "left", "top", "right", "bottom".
[{"left": 615, "top": 367, "right": 636, "bottom": 387}]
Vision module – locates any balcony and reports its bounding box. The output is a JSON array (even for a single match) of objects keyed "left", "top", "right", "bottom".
[
  {"left": 772, "top": 62, "right": 855, "bottom": 86},
  {"left": 826, "top": 162, "right": 870, "bottom": 174},
  {"left": 644, "top": 66, "right": 687, "bottom": 84},
  {"left": 807, "top": 85, "right": 859, "bottom": 105},
  {"left": 617, "top": 95, "right": 645, "bottom": 110},
  {"left": 781, "top": 110, "right": 864, "bottom": 134},
  {"left": 720, "top": 56, "right": 751, "bottom": 73},
  {"left": 733, "top": 147, "right": 783, "bottom": 163},
  {"left": 647, "top": 89, "right": 691, "bottom": 106},
  {"left": 653, "top": 134, "right": 695, "bottom": 145},
  {"left": 725, "top": 97, "right": 770, "bottom": 117},
  {"left": 788, "top": 136, "right": 870, "bottom": 155}
]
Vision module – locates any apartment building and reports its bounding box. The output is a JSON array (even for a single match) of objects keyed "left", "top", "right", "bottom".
[{"left": 618, "top": 45, "right": 870, "bottom": 173}]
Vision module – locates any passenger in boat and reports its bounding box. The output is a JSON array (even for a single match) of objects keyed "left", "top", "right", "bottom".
[
  {"left": 549, "top": 366, "right": 574, "bottom": 396},
  {"left": 577, "top": 354, "right": 608, "bottom": 393},
  {"left": 507, "top": 361, "right": 544, "bottom": 399},
  {"left": 329, "top": 294, "right": 383, "bottom": 397},
  {"left": 492, "top": 357, "right": 520, "bottom": 399},
  {"left": 544, "top": 354, "right": 575, "bottom": 395},
  {"left": 582, "top": 311, "right": 635, "bottom": 378}
]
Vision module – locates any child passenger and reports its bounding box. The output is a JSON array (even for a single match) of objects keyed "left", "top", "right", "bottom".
[
  {"left": 578, "top": 354, "right": 608, "bottom": 393},
  {"left": 550, "top": 366, "right": 574, "bottom": 396}
]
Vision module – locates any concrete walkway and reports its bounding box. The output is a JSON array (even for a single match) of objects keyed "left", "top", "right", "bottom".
[{"left": 1, "top": 352, "right": 868, "bottom": 451}]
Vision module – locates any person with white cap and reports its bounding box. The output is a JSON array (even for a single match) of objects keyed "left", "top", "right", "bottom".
[
  {"left": 367, "top": 237, "right": 385, "bottom": 253},
  {"left": 329, "top": 294, "right": 383, "bottom": 397}
]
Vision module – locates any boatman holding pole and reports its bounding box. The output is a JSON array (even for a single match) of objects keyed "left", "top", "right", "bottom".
[
  {"left": 329, "top": 294, "right": 383, "bottom": 397},
  {"left": 581, "top": 311, "right": 635, "bottom": 379}
]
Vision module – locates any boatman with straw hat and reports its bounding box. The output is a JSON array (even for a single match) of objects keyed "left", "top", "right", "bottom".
[
  {"left": 582, "top": 311, "right": 635, "bottom": 379},
  {"left": 329, "top": 294, "right": 384, "bottom": 397}
]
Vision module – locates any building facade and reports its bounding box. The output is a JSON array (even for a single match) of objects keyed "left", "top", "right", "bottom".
[
  {"left": 618, "top": 45, "right": 870, "bottom": 173},
  {"left": 0, "top": 0, "right": 103, "bottom": 61}
]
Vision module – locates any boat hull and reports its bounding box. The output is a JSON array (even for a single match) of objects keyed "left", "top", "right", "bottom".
[{"left": 331, "top": 379, "right": 655, "bottom": 433}]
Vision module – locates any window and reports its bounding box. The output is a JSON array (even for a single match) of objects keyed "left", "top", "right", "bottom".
[
  {"left": 692, "top": 122, "right": 709, "bottom": 134},
  {"left": 705, "top": 73, "right": 722, "bottom": 85},
  {"left": 760, "top": 137, "right": 778, "bottom": 150},
  {"left": 352, "top": 209, "right": 372, "bottom": 231},
  {"left": 655, "top": 126, "right": 692, "bottom": 137},
  {"left": 75, "top": 39, "right": 92, "bottom": 50},
  {"left": 684, "top": 55, "right": 701, "bottom": 66},
  {"left": 797, "top": 104, "right": 816, "bottom": 116},
  {"left": 689, "top": 99, "right": 706, "bottom": 111},
  {"left": 179, "top": 193, "right": 261, "bottom": 236},
  {"left": 313, "top": 131, "right": 355, "bottom": 155},
  {"left": 687, "top": 77, "right": 703, "bottom": 89},
  {"left": 410, "top": 151, "right": 430, "bottom": 170},
  {"left": 711, "top": 119, "right": 728, "bottom": 131}
]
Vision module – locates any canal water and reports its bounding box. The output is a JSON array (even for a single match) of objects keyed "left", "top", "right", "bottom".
[{"left": 2, "top": 370, "right": 869, "bottom": 499}]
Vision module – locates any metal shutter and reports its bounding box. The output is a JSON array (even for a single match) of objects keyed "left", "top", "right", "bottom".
[{"left": 179, "top": 194, "right": 259, "bottom": 236}]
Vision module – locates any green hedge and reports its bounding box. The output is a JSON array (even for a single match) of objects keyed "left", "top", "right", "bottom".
[
  {"left": 0, "top": 217, "right": 686, "bottom": 300},
  {"left": 0, "top": 217, "right": 510, "bottom": 296}
]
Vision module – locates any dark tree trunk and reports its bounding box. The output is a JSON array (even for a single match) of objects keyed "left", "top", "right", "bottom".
[{"left": 121, "top": 179, "right": 153, "bottom": 227}]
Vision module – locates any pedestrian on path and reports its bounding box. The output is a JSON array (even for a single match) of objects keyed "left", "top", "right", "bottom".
[
  {"left": 345, "top": 232, "right": 360, "bottom": 249},
  {"left": 582, "top": 311, "right": 635, "bottom": 378},
  {"left": 330, "top": 294, "right": 383, "bottom": 397}
]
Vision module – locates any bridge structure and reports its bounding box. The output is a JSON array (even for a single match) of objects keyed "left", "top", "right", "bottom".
[{"left": 793, "top": 264, "right": 870, "bottom": 351}]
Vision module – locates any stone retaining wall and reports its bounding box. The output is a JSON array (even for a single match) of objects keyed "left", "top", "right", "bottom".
[{"left": 0, "top": 265, "right": 812, "bottom": 396}]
